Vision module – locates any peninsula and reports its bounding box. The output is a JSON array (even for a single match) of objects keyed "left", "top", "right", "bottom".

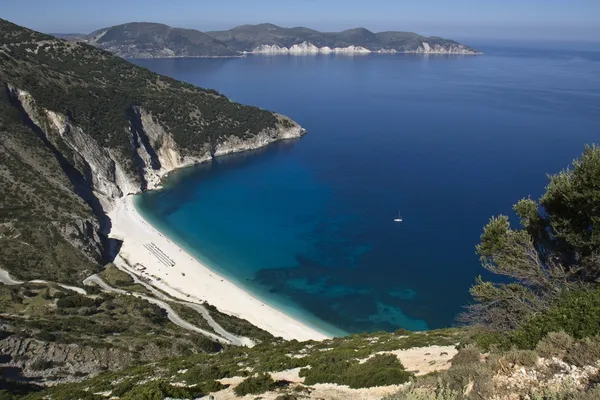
[{"left": 59, "top": 22, "right": 481, "bottom": 58}]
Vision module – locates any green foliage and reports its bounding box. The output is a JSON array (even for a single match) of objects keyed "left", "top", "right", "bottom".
[
  {"left": 541, "top": 145, "right": 600, "bottom": 256},
  {"left": 383, "top": 386, "right": 460, "bottom": 400},
  {"left": 509, "top": 287, "right": 600, "bottom": 349},
  {"left": 563, "top": 337, "right": 600, "bottom": 367},
  {"left": 233, "top": 373, "right": 276, "bottom": 396},
  {"left": 99, "top": 264, "right": 134, "bottom": 287},
  {"left": 56, "top": 293, "right": 102, "bottom": 308},
  {"left": 204, "top": 303, "right": 274, "bottom": 342},
  {"left": 503, "top": 348, "right": 538, "bottom": 367},
  {"left": 120, "top": 380, "right": 195, "bottom": 400},
  {"left": 300, "top": 353, "right": 412, "bottom": 389},
  {"left": 182, "top": 364, "right": 226, "bottom": 384},
  {"left": 535, "top": 331, "right": 574, "bottom": 359},
  {"left": 466, "top": 145, "right": 600, "bottom": 332},
  {"left": 442, "top": 363, "right": 494, "bottom": 400},
  {"left": 30, "top": 359, "right": 54, "bottom": 371},
  {"left": 450, "top": 345, "right": 481, "bottom": 366}
]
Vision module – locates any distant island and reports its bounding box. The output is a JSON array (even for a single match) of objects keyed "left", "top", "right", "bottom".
[{"left": 57, "top": 22, "right": 481, "bottom": 59}]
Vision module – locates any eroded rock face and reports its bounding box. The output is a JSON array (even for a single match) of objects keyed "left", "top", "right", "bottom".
[{"left": 0, "top": 334, "right": 191, "bottom": 385}]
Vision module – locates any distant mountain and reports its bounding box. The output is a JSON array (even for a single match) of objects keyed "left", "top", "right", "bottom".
[
  {"left": 53, "top": 22, "right": 480, "bottom": 58},
  {"left": 206, "top": 23, "right": 480, "bottom": 54},
  {"left": 83, "top": 22, "right": 238, "bottom": 58}
]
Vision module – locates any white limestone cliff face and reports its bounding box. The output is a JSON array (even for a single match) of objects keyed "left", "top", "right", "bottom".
[
  {"left": 410, "top": 42, "right": 480, "bottom": 55},
  {"left": 133, "top": 108, "right": 212, "bottom": 191},
  {"left": 248, "top": 41, "right": 479, "bottom": 55},
  {"left": 249, "top": 41, "right": 371, "bottom": 55}
]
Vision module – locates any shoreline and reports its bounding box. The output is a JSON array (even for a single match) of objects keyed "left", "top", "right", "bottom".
[{"left": 108, "top": 194, "right": 332, "bottom": 342}]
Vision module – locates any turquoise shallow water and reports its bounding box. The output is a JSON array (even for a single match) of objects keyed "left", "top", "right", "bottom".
[{"left": 133, "top": 40, "right": 600, "bottom": 336}]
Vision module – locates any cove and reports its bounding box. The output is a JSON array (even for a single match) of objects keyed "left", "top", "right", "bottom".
[{"left": 133, "top": 40, "right": 600, "bottom": 334}]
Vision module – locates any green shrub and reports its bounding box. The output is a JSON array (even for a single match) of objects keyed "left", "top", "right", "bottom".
[
  {"left": 111, "top": 380, "right": 135, "bottom": 397},
  {"left": 451, "top": 346, "right": 481, "bottom": 366},
  {"left": 503, "top": 349, "right": 538, "bottom": 367},
  {"left": 182, "top": 364, "right": 225, "bottom": 384},
  {"left": 442, "top": 363, "right": 493, "bottom": 400},
  {"left": 30, "top": 359, "right": 54, "bottom": 371},
  {"left": 275, "top": 395, "right": 298, "bottom": 400},
  {"left": 233, "top": 373, "right": 276, "bottom": 396},
  {"left": 383, "top": 385, "right": 460, "bottom": 400},
  {"left": 300, "top": 353, "right": 412, "bottom": 389},
  {"left": 563, "top": 337, "right": 600, "bottom": 367},
  {"left": 535, "top": 331, "right": 574, "bottom": 359},
  {"left": 121, "top": 380, "right": 194, "bottom": 400},
  {"left": 196, "top": 379, "right": 225, "bottom": 394},
  {"left": 510, "top": 288, "right": 600, "bottom": 349},
  {"left": 56, "top": 293, "right": 101, "bottom": 309}
]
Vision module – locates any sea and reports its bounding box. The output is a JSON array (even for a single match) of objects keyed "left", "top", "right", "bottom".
[{"left": 132, "top": 39, "right": 600, "bottom": 337}]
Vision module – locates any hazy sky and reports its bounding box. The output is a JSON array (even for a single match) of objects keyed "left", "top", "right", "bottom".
[{"left": 2, "top": 0, "right": 600, "bottom": 40}]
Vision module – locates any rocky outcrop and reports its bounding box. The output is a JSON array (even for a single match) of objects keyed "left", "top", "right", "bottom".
[
  {"left": 249, "top": 42, "right": 371, "bottom": 55},
  {"left": 214, "top": 117, "right": 305, "bottom": 156},
  {"left": 410, "top": 42, "right": 482, "bottom": 55},
  {"left": 0, "top": 334, "right": 192, "bottom": 385}
]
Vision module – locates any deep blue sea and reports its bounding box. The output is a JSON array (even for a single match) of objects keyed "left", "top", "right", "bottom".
[{"left": 132, "top": 40, "right": 600, "bottom": 337}]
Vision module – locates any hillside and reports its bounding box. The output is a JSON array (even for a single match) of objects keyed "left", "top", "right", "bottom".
[
  {"left": 85, "top": 22, "right": 238, "bottom": 58},
  {"left": 0, "top": 17, "right": 301, "bottom": 386},
  {"left": 56, "top": 22, "right": 480, "bottom": 58}
]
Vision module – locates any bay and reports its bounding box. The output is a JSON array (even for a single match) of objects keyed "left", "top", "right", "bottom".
[{"left": 132, "top": 40, "right": 600, "bottom": 335}]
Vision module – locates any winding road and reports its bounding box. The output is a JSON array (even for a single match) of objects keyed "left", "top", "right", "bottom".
[
  {"left": 83, "top": 274, "right": 236, "bottom": 345},
  {"left": 1, "top": 267, "right": 253, "bottom": 347},
  {"left": 116, "top": 268, "right": 254, "bottom": 347}
]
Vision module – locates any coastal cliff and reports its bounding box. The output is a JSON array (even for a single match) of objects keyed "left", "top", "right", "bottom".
[{"left": 8, "top": 86, "right": 304, "bottom": 208}]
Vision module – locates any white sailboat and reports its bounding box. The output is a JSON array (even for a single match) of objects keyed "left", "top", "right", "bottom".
[{"left": 394, "top": 211, "right": 403, "bottom": 223}]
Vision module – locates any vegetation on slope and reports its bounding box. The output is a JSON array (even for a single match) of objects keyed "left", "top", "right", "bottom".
[
  {"left": 86, "top": 22, "right": 238, "bottom": 58},
  {"left": 0, "top": 17, "right": 293, "bottom": 389},
  {"left": 462, "top": 146, "right": 600, "bottom": 347},
  {"left": 18, "top": 329, "right": 460, "bottom": 399},
  {"left": 206, "top": 23, "right": 477, "bottom": 53},
  {"left": 0, "top": 18, "right": 278, "bottom": 164}
]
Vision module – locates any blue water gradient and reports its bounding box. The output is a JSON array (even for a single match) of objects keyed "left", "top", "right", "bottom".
[{"left": 133, "top": 40, "right": 600, "bottom": 335}]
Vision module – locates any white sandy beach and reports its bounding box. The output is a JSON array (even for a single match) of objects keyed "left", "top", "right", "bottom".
[{"left": 108, "top": 195, "right": 329, "bottom": 342}]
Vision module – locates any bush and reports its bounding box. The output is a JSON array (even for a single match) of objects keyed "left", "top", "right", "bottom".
[
  {"left": 35, "top": 330, "right": 56, "bottom": 342},
  {"left": 503, "top": 349, "right": 538, "bottom": 367},
  {"left": 111, "top": 380, "right": 135, "bottom": 397},
  {"left": 535, "top": 331, "right": 574, "bottom": 359},
  {"left": 121, "top": 380, "right": 194, "bottom": 400},
  {"left": 182, "top": 364, "right": 225, "bottom": 384},
  {"left": 234, "top": 373, "right": 276, "bottom": 396},
  {"left": 510, "top": 288, "right": 600, "bottom": 349},
  {"left": 56, "top": 294, "right": 101, "bottom": 309},
  {"left": 442, "top": 363, "right": 493, "bottom": 400},
  {"left": 563, "top": 337, "right": 600, "bottom": 367},
  {"left": 383, "top": 385, "right": 460, "bottom": 400},
  {"left": 451, "top": 346, "right": 482, "bottom": 366},
  {"left": 191, "top": 335, "right": 223, "bottom": 353},
  {"left": 300, "top": 353, "right": 412, "bottom": 389},
  {"left": 30, "top": 359, "right": 54, "bottom": 371}
]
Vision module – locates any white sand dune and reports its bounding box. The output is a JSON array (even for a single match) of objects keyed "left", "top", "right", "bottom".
[{"left": 108, "top": 195, "right": 329, "bottom": 342}]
